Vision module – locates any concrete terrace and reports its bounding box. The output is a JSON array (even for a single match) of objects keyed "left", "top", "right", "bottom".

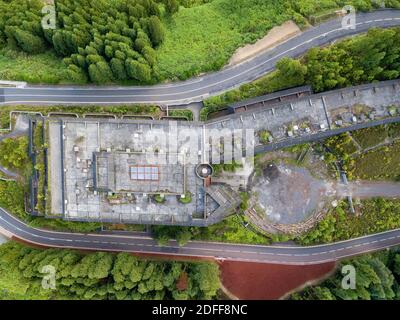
[
  {"left": 48, "top": 118, "right": 240, "bottom": 226},
  {"left": 45, "top": 79, "right": 400, "bottom": 226},
  {"left": 206, "top": 80, "right": 400, "bottom": 147}
]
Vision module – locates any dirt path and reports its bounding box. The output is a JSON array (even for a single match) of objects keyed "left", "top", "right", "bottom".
[
  {"left": 337, "top": 181, "right": 400, "bottom": 199},
  {"left": 228, "top": 21, "right": 301, "bottom": 66}
]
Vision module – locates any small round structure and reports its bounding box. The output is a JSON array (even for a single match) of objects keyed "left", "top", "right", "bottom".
[{"left": 196, "top": 163, "right": 213, "bottom": 179}]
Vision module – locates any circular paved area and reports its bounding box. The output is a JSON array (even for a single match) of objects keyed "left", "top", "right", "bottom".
[{"left": 251, "top": 163, "right": 329, "bottom": 224}]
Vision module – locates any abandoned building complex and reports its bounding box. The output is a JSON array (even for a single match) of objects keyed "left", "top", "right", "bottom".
[
  {"left": 26, "top": 79, "right": 400, "bottom": 226},
  {"left": 43, "top": 119, "right": 241, "bottom": 226}
]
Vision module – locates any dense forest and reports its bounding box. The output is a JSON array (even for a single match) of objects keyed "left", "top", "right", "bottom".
[
  {"left": 292, "top": 248, "right": 400, "bottom": 300},
  {"left": 1, "top": 0, "right": 399, "bottom": 84},
  {"left": 0, "top": 0, "right": 166, "bottom": 83},
  {"left": 0, "top": 242, "right": 220, "bottom": 300}
]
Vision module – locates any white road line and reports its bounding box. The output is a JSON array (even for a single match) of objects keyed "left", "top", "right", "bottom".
[{"left": 1, "top": 16, "right": 398, "bottom": 102}]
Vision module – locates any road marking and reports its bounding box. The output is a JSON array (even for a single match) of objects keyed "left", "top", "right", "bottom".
[{"left": 1, "top": 15, "right": 399, "bottom": 106}]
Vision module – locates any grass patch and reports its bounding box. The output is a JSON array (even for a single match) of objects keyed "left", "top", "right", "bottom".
[
  {"left": 352, "top": 140, "right": 400, "bottom": 181},
  {"left": 168, "top": 109, "right": 194, "bottom": 120},
  {"left": 155, "top": 0, "right": 292, "bottom": 80},
  {"left": 0, "top": 48, "right": 76, "bottom": 85},
  {"left": 0, "top": 136, "right": 32, "bottom": 179},
  {"left": 351, "top": 125, "right": 389, "bottom": 149},
  {"left": 388, "top": 123, "right": 400, "bottom": 139}
]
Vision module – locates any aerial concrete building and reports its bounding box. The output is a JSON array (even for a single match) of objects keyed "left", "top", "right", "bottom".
[{"left": 46, "top": 118, "right": 240, "bottom": 226}]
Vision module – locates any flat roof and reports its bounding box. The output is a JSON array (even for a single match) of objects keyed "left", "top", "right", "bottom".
[
  {"left": 94, "top": 151, "right": 186, "bottom": 195},
  {"left": 228, "top": 85, "right": 312, "bottom": 110}
]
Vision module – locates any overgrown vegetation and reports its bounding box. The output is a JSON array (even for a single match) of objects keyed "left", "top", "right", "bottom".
[
  {"left": 33, "top": 121, "right": 46, "bottom": 213},
  {"left": 202, "top": 27, "right": 400, "bottom": 119},
  {"left": 322, "top": 126, "right": 400, "bottom": 181},
  {"left": 2, "top": 0, "right": 398, "bottom": 84},
  {"left": 292, "top": 248, "right": 400, "bottom": 300},
  {"left": 212, "top": 161, "right": 243, "bottom": 176},
  {"left": 0, "top": 48, "right": 71, "bottom": 84},
  {"left": 351, "top": 125, "right": 390, "bottom": 149},
  {"left": 0, "top": 241, "right": 220, "bottom": 300},
  {"left": 258, "top": 130, "right": 272, "bottom": 144},
  {"left": 155, "top": 0, "right": 294, "bottom": 80},
  {"left": 0, "top": 136, "right": 31, "bottom": 178},
  {"left": 353, "top": 140, "right": 400, "bottom": 181},
  {"left": 298, "top": 125, "right": 400, "bottom": 245},
  {"left": 299, "top": 199, "right": 400, "bottom": 245},
  {"left": 168, "top": 109, "right": 194, "bottom": 120},
  {"left": 151, "top": 214, "right": 270, "bottom": 246},
  {"left": 0, "top": 105, "right": 161, "bottom": 129}
]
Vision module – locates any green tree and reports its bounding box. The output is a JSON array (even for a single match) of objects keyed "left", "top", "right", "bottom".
[
  {"left": 165, "top": 0, "right": 179, "bottom": 14},
  {"left": 147, "top": 16, "right": 165, "bottom": 46}
]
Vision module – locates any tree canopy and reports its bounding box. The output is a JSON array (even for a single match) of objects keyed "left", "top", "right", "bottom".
[
  {"left": 0, "top": 242, "right": 221, "bottom": 300},
  {"left": 0, "top": 0, "right": 166, "bottom": 83}
]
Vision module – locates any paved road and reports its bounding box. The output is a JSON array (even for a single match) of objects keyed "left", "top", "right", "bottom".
[
  {"left": 338, "top": 181, "right": 400, "bottom": 199},
  {"left": 2, "top": 207, "right": 400, "bottom": 265},
  {"left": 1, "top": 10, "right": 400, "bottom": 106}
]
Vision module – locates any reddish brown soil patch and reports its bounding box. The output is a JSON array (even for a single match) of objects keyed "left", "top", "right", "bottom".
[
  {"left": 176, "top": 272, "right": 189, "bottom": 291},
  {"left": 220, "top": 260, "right": 336, "bottom": 300}
]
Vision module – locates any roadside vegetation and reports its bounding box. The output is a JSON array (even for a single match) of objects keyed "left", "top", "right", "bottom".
[
  {"left": 151, "top": 214, "right": 270, "bottom": 246},
  {"left": 0, "top": 48, "right": 71, "bottom": 84},
  {"left": 155, "top": 0, "right": 293, "bottom": 80},
  {"left": 0, "top": 105, "right": 162, "bottom": 129},
  {"left": 202, "top": 27, "right": 400, "bottom": 119},
  {"left": 0, "top": 179, "right": 102, "bottom": 232},
  {"left": 292, "top": 248, "right": 400, "bottom": 300},
  {"left": 0, "top": 136, "right": 31, "bottom": 178},
  {"left": 298, "top": 199, "right": 400, "bottom": 244},
  {"left": 167, "top": 109, "right": 194, "bottom": 120},
  {"left": 0, "top": 241, "right": 220, "bottom": 300},
  {"left": 298, "top": 125, "right": 400, "bottom": 245},
  {"left": 1, "top": 0, "right": 398, "bottom": 84}
]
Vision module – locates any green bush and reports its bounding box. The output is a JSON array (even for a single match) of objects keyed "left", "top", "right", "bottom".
[
  {"left": 0, "top": 137, "right": 30, "bottom": 176},
  {"left": 0, "top": 242, "right": 221, "bottom": 300},
  {"left": 153, "top": 194, "right": 166, "bottom": 203},
  {"left": 178, "top": 192, "right": 192, "bottom": 204},
  {"left": 299, "top": 199, "right": 400, "bottom": 245}
]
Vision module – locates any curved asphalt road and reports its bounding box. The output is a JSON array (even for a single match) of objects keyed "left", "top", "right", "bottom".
[
  {"left": 1, "top": 9, "right": 400, "bottom": 106},
  {"left": 1, "top": 9, "right": 400, "bottom": 265},
  {"left": 1, "top": 207, "right": 400, "bottom": 265}
]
